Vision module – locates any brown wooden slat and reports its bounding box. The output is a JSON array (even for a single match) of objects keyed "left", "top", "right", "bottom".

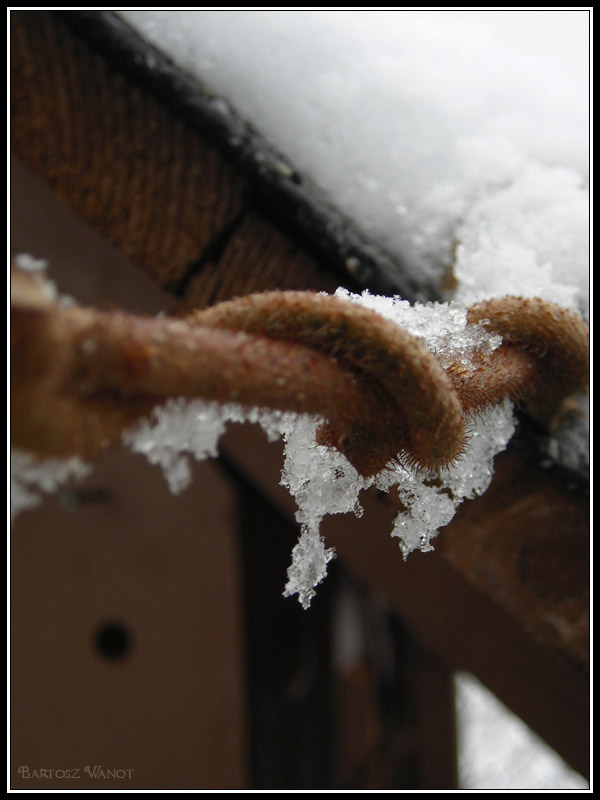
[
  {"left": 178, "top": 212, "right": 340, "bottom": 311},
  {"left": 437, "top": 452, "right": 589, "bottom": 669},
  {"left": 10, "top": 10, "right": 247, "bottom": 290},
  {"left": 10, "top": 450, "right": 247, "bottom": 790},
  {"left": 10, "top": 156, "right": 174, "bottom": 314},
  {"left": 413, "top": 645, "right": 459, "bottom": 789}
]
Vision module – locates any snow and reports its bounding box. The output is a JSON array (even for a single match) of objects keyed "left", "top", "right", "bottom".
[
  {"left": 120, "top": 9, "right": 589, "bottom": 316},
  {"left": 13, "top": 253, "right": 49, "bottom": 273},
  {"left": 122, "top": 398, "right": 229, "bottom": 494},
  {"left": 453, "top": 164, "right": 589, "bottom": 315},
  {"left": 10, "top": 449, "right": 91, "bottom": 523},
  {"left": 122, "top": 392, "right": 513, "bottom": 607},
  {"left": 455, "top": 672, "right": 589, "bottom": 789}
]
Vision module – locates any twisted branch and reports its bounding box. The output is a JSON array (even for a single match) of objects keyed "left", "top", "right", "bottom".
[
  {"left": 466, "top": 297, "right": 590, "bottom": 430},
  {"left": 10, "top": 267, "right": 589, "bottom": 477}
]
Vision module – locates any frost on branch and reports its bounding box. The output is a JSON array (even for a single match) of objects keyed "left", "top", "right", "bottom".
[
  {"left": 118, "top": 290, "right": 517, "bottom": 607},
  {"left": 122, "top": 398, "right": 229, "bottom": 494},
  {"left": 12, "top": 265, "right": 586, "bottom": 608},
  {"left": 11, "top": 449, "right": 91, "bottom": 523},
  {"left": 283, "top": 524, "right": 336, "bottom": 610}
]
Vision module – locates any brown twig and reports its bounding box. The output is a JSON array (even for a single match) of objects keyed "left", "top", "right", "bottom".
[
  {"left": 190, "top": 292, "right": 466, "bottom": 472},
  {"left": 10, "top": 267, "right": 589, "bottom": 477},
  {"left": 466, "top": 297, "right": 590, "bottom": 430}
]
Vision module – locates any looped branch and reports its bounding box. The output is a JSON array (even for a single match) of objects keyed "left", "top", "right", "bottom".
[
  {"left": 466, "top": 297, "right": 590, "bottom": 430},
  {"left": 10, "top": 266, "right": 589, "bottom": 477}
]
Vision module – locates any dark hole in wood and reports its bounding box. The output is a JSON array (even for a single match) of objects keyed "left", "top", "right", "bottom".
[{"left": 94, "top": 621, "right": 133, "bottom": 661}]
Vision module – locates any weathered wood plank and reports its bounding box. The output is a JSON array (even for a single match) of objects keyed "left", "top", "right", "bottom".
[
  {"left": 11, "top": 10, "right": 247, "bottom": 290},
  {"left": 177, "top": 212, "right": 340, "bottom": 312},
  {"left": 10, "top": 451, "right": 247, "bottom": 790}
]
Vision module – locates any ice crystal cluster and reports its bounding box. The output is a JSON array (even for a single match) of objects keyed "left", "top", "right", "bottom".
[
  {"left": 10, "top": 449, "right": 91, "bottom": 523},
  {"left": 119, "top": 289, "right": 515, "bottom": 608}
]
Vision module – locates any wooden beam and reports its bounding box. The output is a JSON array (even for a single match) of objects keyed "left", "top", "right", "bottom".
[{"left": 218, "top": 423, "right": 589, "bottom": 779}]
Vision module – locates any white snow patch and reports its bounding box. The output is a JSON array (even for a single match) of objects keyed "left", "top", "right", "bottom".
[
  {"left": 455, "top": 672, "right": 589, "bottom": 790},
  {"left": 10, "top": 449, "right": 92, "bottom": 523},
  {"left": 122, "top": 398, "right": 229, "bottom": 494}
]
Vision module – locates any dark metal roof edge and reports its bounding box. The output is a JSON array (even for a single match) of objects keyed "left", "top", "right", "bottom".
[{"left": 58, "top": 10, "right": 438, "bottom": 302}]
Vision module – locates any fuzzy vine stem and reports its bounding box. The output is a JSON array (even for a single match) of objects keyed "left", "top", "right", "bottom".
[{"left": 10, "top": 266, "right": 589, "bottom": 477}]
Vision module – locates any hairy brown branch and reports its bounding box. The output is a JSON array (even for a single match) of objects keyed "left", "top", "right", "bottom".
[
  {"left": 190, "top": 292, "right": 466, "bottom": 472},
  {"left": 466, "top": 297, "right": 590, "bottom": 430},
  {"left": 11, "top": 267, "right": 589, "bottom": 477}
]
